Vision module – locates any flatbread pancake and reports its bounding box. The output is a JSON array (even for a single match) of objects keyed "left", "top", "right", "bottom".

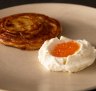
[{"left": 0, "top": 13, "right": 61, "bottom": 50}]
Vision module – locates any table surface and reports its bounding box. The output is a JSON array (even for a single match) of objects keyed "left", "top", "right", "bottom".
[{"left": 0, "top": 0, "right": 96, "bottom": 9}]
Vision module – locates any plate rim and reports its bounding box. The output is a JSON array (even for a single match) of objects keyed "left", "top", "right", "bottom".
[{"left": 0, "top": 3, "right": 96, "bottom": 11}]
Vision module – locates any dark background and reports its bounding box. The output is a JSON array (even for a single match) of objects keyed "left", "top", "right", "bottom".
[{"left": 0, "top": 0, "right": 96, "bottom": 9}]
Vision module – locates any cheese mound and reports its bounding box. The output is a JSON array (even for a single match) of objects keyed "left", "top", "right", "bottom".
[{"left": 38, "top": 36, "right": 96, "bottom": 73}]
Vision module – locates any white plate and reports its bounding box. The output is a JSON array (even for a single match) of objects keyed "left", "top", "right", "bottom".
[{"left": 0, "top": 3, "right": 96, "bottom": 91}]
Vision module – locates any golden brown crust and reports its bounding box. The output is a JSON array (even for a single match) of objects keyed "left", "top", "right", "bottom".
[{"left": 0, "top": 13, "right": 61, "bottom": 50}]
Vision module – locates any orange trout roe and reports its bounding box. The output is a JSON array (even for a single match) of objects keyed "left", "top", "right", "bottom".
[{"left": 51, "top": 41, "right": 80, "bottom": 57}]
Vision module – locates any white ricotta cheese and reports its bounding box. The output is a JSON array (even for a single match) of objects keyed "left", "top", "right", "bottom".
[{"left": 38, "top": 36, "right": 96, "bottom": 73}]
